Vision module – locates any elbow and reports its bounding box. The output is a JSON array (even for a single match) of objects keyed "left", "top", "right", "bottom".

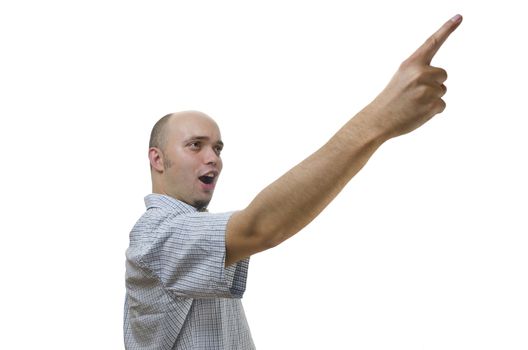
[
  {"left": 251, "top": 220, "right": 290, "bottom": 253},
  {"left": 227, "top": 209, "right": 283, "bottom": 264},
  {"left": 231, "top": 207, "right": 296, "bottom": 259},
  {"left": 256, "top": 230, "right": 282, "bottom": 251}
]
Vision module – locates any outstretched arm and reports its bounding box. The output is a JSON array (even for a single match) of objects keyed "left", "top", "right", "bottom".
[{"left": 225, "top": 15, "right": 463, "bottom": 266}]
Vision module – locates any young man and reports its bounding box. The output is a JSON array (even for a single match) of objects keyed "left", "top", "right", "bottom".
[{"left": 124, "top": 15, "right": 463, "bottom": 350}]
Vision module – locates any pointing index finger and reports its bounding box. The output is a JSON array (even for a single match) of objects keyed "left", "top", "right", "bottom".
[{"left": 410, "top": 14, "right": 463, "bottom": 65}]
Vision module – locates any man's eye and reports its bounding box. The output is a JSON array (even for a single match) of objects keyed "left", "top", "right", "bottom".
[
  {"left": 215, "top": 146, "right": 223, "bottom": 155},
  {"left": 189, "top": 142, "right": 201, "bottom": 150}
]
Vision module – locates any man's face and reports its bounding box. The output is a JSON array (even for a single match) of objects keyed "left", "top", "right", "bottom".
[{"left": 160, "top": 114, "right": 224, "bottom": 209}]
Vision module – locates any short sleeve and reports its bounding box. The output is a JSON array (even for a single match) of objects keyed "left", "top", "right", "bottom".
[{"left": 138, "top": 211, "right": 249, "bottom": 299}]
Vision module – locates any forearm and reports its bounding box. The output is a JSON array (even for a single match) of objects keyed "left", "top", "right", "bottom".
[
  {"left": 242, "top": 108, "right": 388, "bottom": 248},
  {"left": 225, "top": 16, "right": 462, "bottom": 266}
]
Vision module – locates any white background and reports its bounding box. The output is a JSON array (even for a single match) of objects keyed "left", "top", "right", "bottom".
[{"left": 1, "top": 1, "right": 527, "bottom": 349}]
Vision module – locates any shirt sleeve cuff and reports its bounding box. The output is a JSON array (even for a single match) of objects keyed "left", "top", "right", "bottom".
[{"left": 223, "top": 257, "right": 250, "bottom": 298}]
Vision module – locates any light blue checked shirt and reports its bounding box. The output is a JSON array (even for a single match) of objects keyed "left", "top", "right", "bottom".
[{"left": 124, "top": 194, "right": 255, "bottom": 350}]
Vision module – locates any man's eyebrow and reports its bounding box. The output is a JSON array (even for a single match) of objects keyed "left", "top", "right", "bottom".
[{"left": 184, "top": 136, "right": 224, "bottom": 146}]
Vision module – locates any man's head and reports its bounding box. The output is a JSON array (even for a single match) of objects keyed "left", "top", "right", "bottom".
[{"left": 148, "top": 111, "right": 224, "bottom": 210}]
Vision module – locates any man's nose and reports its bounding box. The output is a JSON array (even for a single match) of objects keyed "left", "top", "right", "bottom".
[{"left": 203, "top": 146, "right": 220, "bottom": 165}]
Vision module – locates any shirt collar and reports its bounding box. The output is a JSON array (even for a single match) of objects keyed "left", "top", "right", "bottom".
[{"left": 144, "top": 194, "right": 198, "bottom": 214}]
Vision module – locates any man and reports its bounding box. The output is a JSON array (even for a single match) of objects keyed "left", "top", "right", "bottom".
[{"left": 124, "top": 15, "right": 463, "bottom": 350}]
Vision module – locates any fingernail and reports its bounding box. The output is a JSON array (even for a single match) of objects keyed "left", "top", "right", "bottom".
[{"left": 450, "top": 14, "right": 462, "bottom": 23}]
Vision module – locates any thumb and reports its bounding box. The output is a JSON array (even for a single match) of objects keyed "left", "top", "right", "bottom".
[{"left": 408, "top": 14, "right": 463, "bottom": 65}]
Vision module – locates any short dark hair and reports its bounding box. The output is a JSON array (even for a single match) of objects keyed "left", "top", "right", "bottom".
[{"left": 149, "top": 113, "right": 174, "bottom": 151}]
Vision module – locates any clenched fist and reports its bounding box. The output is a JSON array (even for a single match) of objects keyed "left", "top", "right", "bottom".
[{"left": 364, "top": 15, "right": 463, "bottom": 139}]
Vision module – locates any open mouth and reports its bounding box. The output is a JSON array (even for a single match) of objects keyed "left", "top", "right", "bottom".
[{"left": 198, "top": 172, "right": 216, "bottom": 185}]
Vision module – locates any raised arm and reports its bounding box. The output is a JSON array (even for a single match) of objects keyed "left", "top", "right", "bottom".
[{"left": 225, "top": 15, "right": 463, "bottom": 266}]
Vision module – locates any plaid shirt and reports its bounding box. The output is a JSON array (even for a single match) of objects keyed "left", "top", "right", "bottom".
[{"left": 124, "top": 194, "right": 255, "bottom": 349}]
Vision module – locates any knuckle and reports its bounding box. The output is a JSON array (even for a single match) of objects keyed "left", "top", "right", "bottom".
[
  {"left": 440, "top": 84, "right": 447, "bottom": 97},
  {"left": 429, "top": 35, "right": 440, "bottom": 51},
  {"left": 399, "top": 58, "right": 412, "bottom": 71},
  {"left": 406, "top": 68, "right": 425, "bottom": 88},
  {"left": 414, "top": 85, "right": 431, "bottom": 101},
  {"left": 434, "top": 67, "right": 448, "bottom": 82},
  {"left": 436, "top": 99, "right": 447, "bottom": 113},
  {"left": 413, "top": 66, "right": 430, "bottom": 81}
]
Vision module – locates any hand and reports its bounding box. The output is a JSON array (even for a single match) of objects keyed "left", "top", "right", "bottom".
[{"left": 366, "top": 14, "right": 463, "bottom": 139}]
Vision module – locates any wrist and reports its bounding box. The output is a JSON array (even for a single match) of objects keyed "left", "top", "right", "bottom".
[{"left": 350, "top": 104, "right": 394, "bottom": 146}]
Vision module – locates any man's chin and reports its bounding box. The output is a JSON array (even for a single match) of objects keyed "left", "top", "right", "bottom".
[{"left": 192, "top": 196, "right": 213, "bottom": 211}]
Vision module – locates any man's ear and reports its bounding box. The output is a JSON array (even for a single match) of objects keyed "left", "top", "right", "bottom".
[{"left": 148, "top": 147, "right": 165, "bottom": 172}]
